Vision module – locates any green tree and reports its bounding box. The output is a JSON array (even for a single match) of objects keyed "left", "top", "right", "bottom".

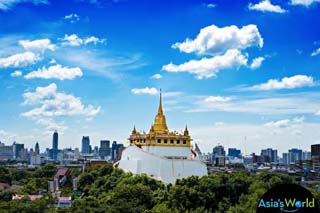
[
  {"left": 0, "top": 166, "right": 12, "bottom": 184},
  {"left": 108, "top": 183, "right": 154, "bottom": 213},
  {"left": 34, "top": 164, "right": 56, "bottom": 178}
]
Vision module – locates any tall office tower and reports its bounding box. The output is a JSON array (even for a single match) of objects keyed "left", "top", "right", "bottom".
[
  {"left": 99, "top": 140, "right": 110, "bottom": 159},
  {"left": 288, "top": 148, "right": 303, "bottom": 163},
  {"left": 111, "top": 141, "right": 117, "bottom": 160},
  {"left": 261, "top": 148, "right": 278, "bottom": 163},
  {"left": 212, "top": 145, "right": 226, "bottom": 166},
  {"left": 213, "top": 145, "right": 226, "bottom": 157},
  {"left": 81, "top": 136, "right": 90, "bottom": 154},
  {"left": 0, "top": 142, "right": 13, "bottom": 160},
  {"left": 302, "top": 151, "right": 311, "bottom": 160},
  {"left": 35, "top": 142, "right": 40, "bottom": 155},
  {"left": 228, "top": 148, "right": 241, "bottom": 158},
  {"left": 311, "top": 144, "right": 320, "bottom": 176},
  {"left": 111, "top": 141, "right": 124, "bottom": 160},
  {"left": 13, "top": 142, "right": 24, "bottom": 160},
  {"left": 282, "top": 153, "right": 289, "bottom": 165},
  {"left": 52, "top": 131, "right": 58, "bottom": 160}
]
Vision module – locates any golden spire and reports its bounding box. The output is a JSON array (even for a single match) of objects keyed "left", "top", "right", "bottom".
[
  {"left": 184, "top": 125, "right": 189, "bottom": 136},
  {"left": 132, "top": 125, "right": 137, "bottom": 135},
  {"left": 151, "top": 89, "right": 169, "bottom": 134},
  {"left": 157, "top": 89, "right": 163, "bottom": 115}
]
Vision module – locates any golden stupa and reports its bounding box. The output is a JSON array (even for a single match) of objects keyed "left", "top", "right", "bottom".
[{"left": 129, "top": 92, "right": 191, "bottom": 147}]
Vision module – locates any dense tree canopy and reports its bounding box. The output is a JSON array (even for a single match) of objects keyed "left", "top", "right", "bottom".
[{"left": 0, "top": 164, "right": 319, "bottom": 213}]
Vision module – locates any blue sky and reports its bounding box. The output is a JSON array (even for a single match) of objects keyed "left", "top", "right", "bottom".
[{"left": 1, "top": 0, "right": 320, "bottom": 155}]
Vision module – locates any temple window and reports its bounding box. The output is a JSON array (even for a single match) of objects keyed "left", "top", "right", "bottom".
[
  {"left": 157, "top": 139, "right": 161, "bottom": 144},
  {"left": 164, "top": 139, "right": 168, "bottom": 144},
  {"left": 183, "top": 140, "right": 187, "bottom": 144},
  {"left": 170, "top": 140, "right": 174, "bottom": 144},
  {"left": 177, "top": 140, "right": 180, "bottom": 144}
]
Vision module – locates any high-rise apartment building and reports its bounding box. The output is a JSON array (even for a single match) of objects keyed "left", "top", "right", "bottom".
[{"left": 81, "top": 136, "right": 90, "bottom": 154}]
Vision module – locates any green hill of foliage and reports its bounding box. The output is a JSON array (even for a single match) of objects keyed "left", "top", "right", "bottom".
[{"left": 0, "top": 164, "right": 319, "bottom": 213}]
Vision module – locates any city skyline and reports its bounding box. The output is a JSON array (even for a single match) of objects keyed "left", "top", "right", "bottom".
[{"left": 1, "top": 0, "right": 320, "bottom": 154}]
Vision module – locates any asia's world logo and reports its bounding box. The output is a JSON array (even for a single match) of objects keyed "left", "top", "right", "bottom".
[{"left": 256, "top": 184, "right": 319, "bottom": 213}]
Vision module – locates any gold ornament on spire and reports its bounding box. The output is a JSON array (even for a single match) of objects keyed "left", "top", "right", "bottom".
[
  {"left": 184, "top": 125, "right": 189, "bottom": 136},
  {"left": 132, "top": 125, "right": 137, "bottom": 135},
  {"left": 151, "top": 89, "right": 169, "bottom": 134}
]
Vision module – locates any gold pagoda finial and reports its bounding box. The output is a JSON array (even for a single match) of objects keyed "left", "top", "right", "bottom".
[
  {"left": 151, "top": 89, "right": 169, "bottom": 134},
  {"left": 157, "top": 89, "right": 163, "bottom": 115},
  {"left": 184, "top": 125, "right": 189, "bottom": 136},
  {"left": 132, "top": 125, "right": 137, "bottom": 134}
]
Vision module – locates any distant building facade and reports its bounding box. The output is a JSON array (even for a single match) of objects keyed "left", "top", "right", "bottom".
[
  {"left": 52, "top": 131, "right": 58, "bottom": 160},
  {"left": 212, "top": 145, "right": 226, "bottom": 166},
  {"left": 81, "top": 136, "right": 90, "bottom": 154},
  {"left": 99, "top": 140, "right": 110, "bottom": 159},
  {"left": 111, "top": 141, "right": 123, "bottom": 161},
  {"left": 13, "top": 142, "right": 25, "bottom": 160},
  {"left": 228, "top": 148, "right": 241, "bottom": 158},
  {"left": 311, "top": 144, "right": 320, "bottom": 176},
  {"left": 35, "top": 142, "right": 40, "bottom": 155},
  {"left": 261, "top": 148, "right": 277, "bottom": 163},
  {"left": 0, "top": 142, "right": 13, "bottom": 160}
]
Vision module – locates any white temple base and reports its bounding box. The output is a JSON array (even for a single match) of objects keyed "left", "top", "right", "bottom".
[{"left": 115, "top": 145, "right": 208, "bottom": 184}]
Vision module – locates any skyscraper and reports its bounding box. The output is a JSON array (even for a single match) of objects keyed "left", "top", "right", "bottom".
[
  {"left": 261, "top": 148, "right": 278, "bottom": 163},
  {"left": 288, "top": 148, "right": 302, "bottom": 163},
  {"left": 212, "top": 145, "right": 225, "bottom": 157},
  {"left": 99, "top": 140, "right": 110, "bottom": 159},
  {"left": 311, "top": 144, "right": 320, "bottom": 176},
  {"left": 212, "top": 145, "right": 226, "bottom": 166},
  {"left": 111, "top": 141, "right": 124, "bottom": 161},
  {"left": 13, "top": 142, "right": 24, "bottom": 160},
  {"left": 228, "top": 148, "right": 241, "bottom": 158},
  {"left": 81, "top": 136, "right": 90, "bottom": 154},
  {"left": 52, "top": 131, "right": 58, "bottom": 160},
  {"left": 35, "top": 142, "right": 40, "bottom": 155}
]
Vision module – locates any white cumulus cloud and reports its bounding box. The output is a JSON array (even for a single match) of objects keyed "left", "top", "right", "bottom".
[
  {"left": 11, "top": 70, "right": 22, "bottom": 77},
  {"left": 204, "top": 96, "right": 232, "bottom": 103},
  {"left": 22, "top": 83, "right": 57, "bottom": 105},
  {"left": 0, "top": 0, "right": 48, "bottom": 11},
  {"left": 246, "top": 75, "right": 315, "bottom": 91},
  {"left": 36, "top": 118, "right": 68, "bottom": 132},
  {"left": 162, "top": 49, "right": 248, "bottom": 79},
  {"left": 61, "top": 34, "right": 83, "bottom": 46},
  {"left": 311, "top": 48, "right": 320, "bottom": 56},
  {"left": 290, "top": 0, "right": 320, "bottom": 7},
  {"left": 207, "top": 3, "right": 216, "bottom": 8},
  {"left": 131, "top": 87, "right": 158, "bottom": 95},
  {"left": 172, "top": 24, "right": 263, "bottom": 55},
  {"left": 24, "top": 64, "right": 83, "bottom": 80},
  {"left": 21, "top": 83, "right": 101, "bottom": 118},
  {"left": 151, "top": 73, "right": 162, "bottom": 79},
  {"left": 265, "top": 117, "right": 304, "bottom": 128},
  {"left": 61, "top": 34, "right": 106, "bottom": 46},
  {"left": 19, "top": 39, "right": 56, "bottom": 52},
  {"left": 248, "top": 0, "right": 286, "bottom": 13},
  {"left": 64, "top": 13, "right": 80, "bottom": 23},
  {"left": 0, "top": 51, "right": 40, "bottom": 68},
  {"left": 250, "top": 57, "right": 265, "bottom": 69}
]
